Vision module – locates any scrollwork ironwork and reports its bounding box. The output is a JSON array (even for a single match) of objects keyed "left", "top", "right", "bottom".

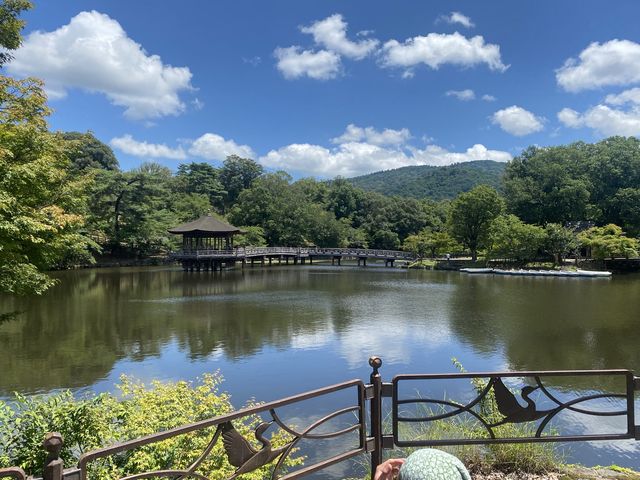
[
  {"left": 393, "top": 370, "right": 636, "bottom": 447},
  {"left": 76, "top": 379, "right": 366, "bottom": 480}
]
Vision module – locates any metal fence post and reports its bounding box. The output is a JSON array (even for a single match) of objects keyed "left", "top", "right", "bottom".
[
  {"left": 42, "top": 433, "right": 63, "bottom": 480},
  {"left": 369, "top": 356, "right": 383, "bottom": 478}
]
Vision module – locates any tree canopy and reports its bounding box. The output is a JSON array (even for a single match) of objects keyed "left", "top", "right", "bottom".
[
  {"left": 448, "top": 185, "right": 504, "bottom": 261},
  {"left": 0, "top": 0, "right": 32, "bottom": 66},
  {"left": 0, "top": 78, "right": 96, "bottom": 294},
  {"left": 62, "top": 131, "right": 119, "bottom": 172}
]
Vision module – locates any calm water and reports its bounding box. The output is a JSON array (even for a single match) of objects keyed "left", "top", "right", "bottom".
[{"left": 1, "top": 264, "right": 639, "bottom": 473}]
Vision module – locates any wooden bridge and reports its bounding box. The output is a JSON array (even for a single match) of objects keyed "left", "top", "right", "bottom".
[{"left": 171, "top": 247, "right": 416, "bottom": 271}]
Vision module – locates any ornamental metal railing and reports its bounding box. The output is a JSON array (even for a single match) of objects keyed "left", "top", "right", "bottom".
[{"left": 2, "top": 357, "right": 638, "bottom": 480}]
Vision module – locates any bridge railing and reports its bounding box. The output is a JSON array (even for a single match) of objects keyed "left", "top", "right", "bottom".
[
  {"left": 4, "top": 357, "right": 638, "bottom": 480},
  {"left": 171, "top": 247, "right": 416, "bottom": 260}
]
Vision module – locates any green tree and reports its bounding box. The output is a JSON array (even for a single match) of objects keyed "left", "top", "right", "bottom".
[
  {"left": 607, "top": 187, "right": 640, "bottom": 237},
  {"left": 175, "top": 162, "right": 226, "bottom": 210},
  {"left": 578, "top": 224, "right": 639, "bottom": 260},
  {"left": 448, "top": 185, "right": 504, "bottom": 261},
  {"left": 229, "top": 172, "right": 306, "bottom": 245},
  {"left": 233, "top": 226, "right": 267, "bottom": 247},
  {"left": 218, "top": 155, "right": 263, "bottom": 210},
  {"left": 303, "top": 204, "right": 348, "bottom": 247},
  {"left": 326, "top": 177, "right": 364, "bottom": 220},
  {"left": 487, "top": 215, "right": 546, "bottom": 264},
  {"left": 0, "top": 0, "right": 32, "bottom": 67},
  {"left": 370, "top": 229, "right": 400, "bottom": 250},
  {"left": 504, "top": 145, "right": 591, "bottom": 225},
  {"left": 170, "top": 193, "right": 211, "bottom": 223},
  {"left": 403, "top": 229, "right": 459, "bottom": 259},
  {"left": 543, "top": 223, "right": 578, "bottom": 265},
  {"left": 62, "top": 131, "right": 119, "bottom": 172},
  {"left": 0, "top": 77, "right": 96, "bottom": 294},
  {"left": 291, "top": 177, "right": 328, "bottom": 205},
  {"left": 87, "top": 163, "right": 177, "bottom": 255},
  {"left": 587, "top": 137, "right": 640, "bottom": 223}
]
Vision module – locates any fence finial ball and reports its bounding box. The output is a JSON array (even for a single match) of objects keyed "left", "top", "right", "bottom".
[
  {"left": 369, "top": 356, "right": 382, "bottom": 370},
  {"left": 43, "top": 432, "right": 63, "bottom": 458}
]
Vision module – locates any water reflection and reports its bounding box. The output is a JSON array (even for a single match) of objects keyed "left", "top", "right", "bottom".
[
  {"left": 1, "top": 267, "right": 640, "bottom": 396},
  {"left": 447, "top": 274, "right": 640, "bottom": 374}
]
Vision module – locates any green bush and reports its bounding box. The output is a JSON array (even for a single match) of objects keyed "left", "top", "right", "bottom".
[{"left": 0, "top": 373, "right": 301, "bottom": 479}]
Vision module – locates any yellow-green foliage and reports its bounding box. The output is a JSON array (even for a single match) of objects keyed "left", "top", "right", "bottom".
[{"left": 0, "top": 373, "right": 301, "bottom": 479}]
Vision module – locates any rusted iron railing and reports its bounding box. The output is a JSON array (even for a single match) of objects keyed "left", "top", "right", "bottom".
[{"left": 2, "top": 357, "right": 639, "bottom": 479}]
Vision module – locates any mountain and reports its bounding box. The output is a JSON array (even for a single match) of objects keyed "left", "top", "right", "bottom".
[{"left": 348, "top": 160, "right": 507, "bottom": 200}]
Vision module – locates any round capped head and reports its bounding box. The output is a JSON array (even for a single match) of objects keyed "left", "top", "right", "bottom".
[
  {"left": 399, "top": 449, "right": 471, "bottom": 480},
  {"left": 369, "top": 356, "right": 382, "bottom": 369}
]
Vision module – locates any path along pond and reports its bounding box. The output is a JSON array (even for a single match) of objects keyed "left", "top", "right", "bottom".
[{"left": 1, "top": 265, "right": 639, "bottom": 474}]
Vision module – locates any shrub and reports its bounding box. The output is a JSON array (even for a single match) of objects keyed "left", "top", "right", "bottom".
[{"left": 0, "top": 373, "right": 301, "bottom": 479}]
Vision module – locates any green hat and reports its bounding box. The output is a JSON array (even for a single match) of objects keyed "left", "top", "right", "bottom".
[{"left": 399, "top": 449, "right": 471, "bottom": 480}]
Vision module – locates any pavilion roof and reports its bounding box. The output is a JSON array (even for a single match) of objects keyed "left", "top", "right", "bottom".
[{"left": 167, "top": 216, "right": 243, "bottom": 235}]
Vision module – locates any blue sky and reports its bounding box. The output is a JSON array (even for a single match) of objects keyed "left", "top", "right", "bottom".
[{"left": 8, "top": 0, "right": 640, "bottom": 177}]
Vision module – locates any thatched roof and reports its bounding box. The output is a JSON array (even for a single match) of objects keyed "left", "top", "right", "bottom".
[{"left": 167, "top": 216, "right": 243, "bottom": 236}]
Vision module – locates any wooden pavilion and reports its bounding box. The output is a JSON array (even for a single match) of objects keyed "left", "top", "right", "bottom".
[{"left": 168, "top": 215, "right": 243, "bottom": 252}]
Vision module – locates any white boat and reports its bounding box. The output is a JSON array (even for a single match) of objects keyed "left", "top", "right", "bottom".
[
  {"left": 459, "top": 268, "right": 494, "bottom": 273},
  {"left": 490, "top": 268, "right": 611, "bottom": 278},
  {"left": 575, "top": 269, "right": 612, "bottom": 277}
]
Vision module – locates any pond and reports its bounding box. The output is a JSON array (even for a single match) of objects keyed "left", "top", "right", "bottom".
[{"left": 1, "top": 264, "right": 639, "bottom": 474}]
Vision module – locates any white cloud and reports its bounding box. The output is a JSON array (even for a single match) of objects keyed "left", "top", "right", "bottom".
[
  {"left": 331, "top": 124, "right": 411, "bottom": 146},
  {"left": 110, "top": 135, "right": 187, "bottom": 160},
  {"left": 274, "top": 46, "right": 341, "bottom": 80},
  {"left": 189, "top": 133, "right": 255, "bottom": 161},
  {"left": 300, "top": 14, "right": 379, "bottom": 60},
  {"left": 410, "top": 144, "right": 512, "bottom": 165},
  {"left": 557, "top": 108, "right": 583, "bottom": 128},
  {"left": 556, "top": 39, "right": 640, "bottom": 92},
  {"left": 260, "top": 137, "right": 511, "bottom": 178},
  {"left": 439, "top": 11, "right": 475, "bottom": 28},
  {"left": 482, "top": 94, "right": 497, "bottom": 102},
  {"left": 380, "top": 32, "right": 508, "bottom": 74},
  {"left": 605, "top": 87, "right": 640, "bottom": 106},
  {"left": 446, "top": 89, "right": 475, "bottom": 101},
  {"left": 8, "top": 11, "right": 193, "bottom": 120},
  {"left": 111, "top": 124, "right": 511, "bottom": 177},
  {"left": 557, "top": 105, "right": 640, "bottom": 137},
  {"left": 491, "top": 105, "right": 544, "bottom": 136}
]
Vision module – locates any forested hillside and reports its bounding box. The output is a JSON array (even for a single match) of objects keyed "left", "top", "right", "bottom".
[{"left": 348, "top": 160, "right": 506, "bottom": 200}]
